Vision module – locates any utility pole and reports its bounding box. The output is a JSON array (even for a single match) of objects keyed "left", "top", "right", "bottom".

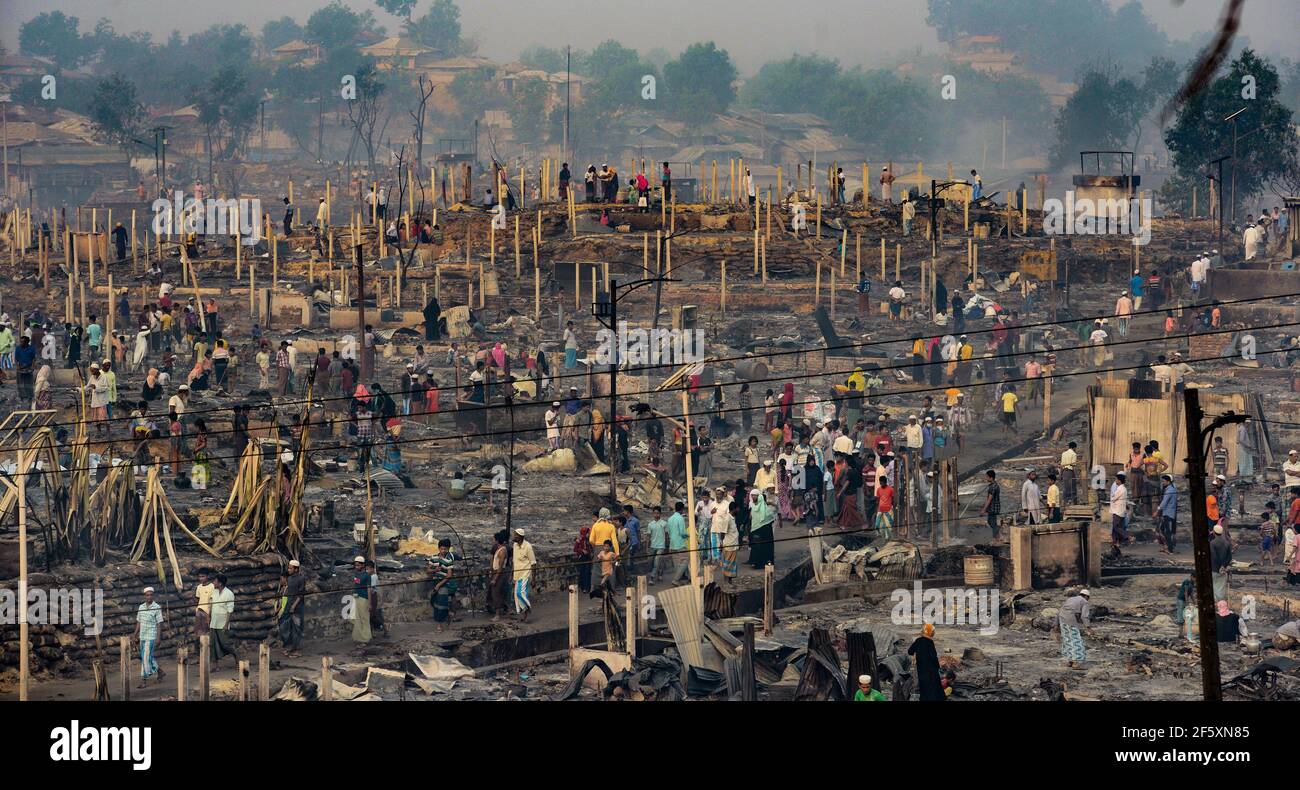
[
  {"left": 505, "top": 393, "right": 516, "bottom": 533},
  {"left": 1181, "top": 388, "right": 1221, "bottom": 702},
  {"left": 608, "top": 278, "right": 619, "bottom": 503},
  {"left": 563, "top": 45, "right": 571, "bottom": 165},
  {"left": 355, "top": 243, "right": 368, "bottom": 381}
]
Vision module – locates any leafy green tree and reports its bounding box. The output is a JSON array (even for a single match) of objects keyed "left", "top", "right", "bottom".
[
  {"left": 925, "top": 0, "right": 1167, "bottom": 80},
  {"left": 262, "top": 17, "right": 304, "bottom": 50},
  {"left": 828, "top": 69, "right": 935, "bottom": 157},
  {"left": 409, "top": 0, "right": 463, "bottom": 54},
  {"left": 508, "top": 78, "right": 549, "bottom": 145},
  {"left": 191, "top": 64, "right": 261, "bottom": 173},
  {"left": 18, "top": 11, "right": 87, "bottom": 69},
  {"left": 375, "top": 0, "right": 418, "bottom": 24},
  {"left": 581, "top": 40, "right": 641, "bottom": 77},
  {"left": 1164, "top": 49, "right": 1299, "bottom": 217},
  {"left": 1049, "top": 68, "right": 1147, "bottom": 170},
  {"left": 519, "top": 46, "right": 568, "bottom": 73},
  {"left": 88, "top": 73, "right": 147, "bottom": 154},
  {"left": 739, "top": 55, "right": 841, "bottom": 114},
  {"left": 305, "top": 2, "right": 380, "bottom": 52},
  {"left": 662, "top": 42, "right": 737, "bottom": 127},
  {"left": 448, "top": 67, "right": 496, "bottom": 129}
]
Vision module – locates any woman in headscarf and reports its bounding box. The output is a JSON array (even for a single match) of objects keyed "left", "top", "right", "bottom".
[
  {"left": 32, "top": 364, "right": 52, "bottom": 411},
  {"left": 779, "top": 382, "right": 795, "bottom": 426},
  {"left": 573, "top": 524, "right": 593, "bottom": 594},
  {"left": 804, "top": 453, "right": 825, "bottom": 526},
  {"left": 776, "top": 459, "right": 797, "bottom": 527},
  {"left": 187, "top": 351, "right": 213, "bottom": 391},
  {"left": 490, "top": 342, "right": 507, "bottom": 371},
  {"left": 190, "top": 418, "right": 211, "bottom": 489},
  {"left": 708, "top": 384, "right": 727, "bottom": 437},
  {"left": 65, "top": 324, "right": 82, "bottom": 370},
  {"left": 833, "top": 455, "right": 865, "bottom": 528},
  {"left": 907, "top": 624, "right": 944, "bottom": 701},
  {"left": 424, "top": 375, "right": 440, "bottom": 421},
  {"left": 381, "top": 422, "right": 403, "bottom": 474},
  {"left": 351, "top": 384, "right": 375, "bottom": 470},
  {"left": 748, "top": 488, "right": 775, "bottom": 568},
  {"left": 142, "top": 368, "right": 163, "bottom": 402}
]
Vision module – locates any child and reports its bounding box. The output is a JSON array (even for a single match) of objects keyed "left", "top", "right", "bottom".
[{"left": 1260, "top": 502, "right": 1278, "bottom": 564}]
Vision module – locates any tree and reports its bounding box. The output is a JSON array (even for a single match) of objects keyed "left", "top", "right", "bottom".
[
  {"left": 191, "top": 65, "right": 261, "bottom": 179},
  {"left": 262, "top": 17, "right": 304, "bottom": 50},
  {"left": 1049, "top": 68, "right": 1148, "bottom": 170},
  {"left": 376, "top": 0, "right": 418, "bottom": 23},
  {"left": 345, "top": 62, "right": 388, "bottom": 171},
  {"left": 519, "top": 46, "right": 567, "bottom": 73},
  {"left": 448, "top": 67, "right": 496, "bottom": 129},
  {"left": 925, "top": 0, "right": 1167, "bottom": 81},
  {"left": 1164, "top": 49, "right": 1299, "bottom": 216},
  {"left": 305, "top": 2, "right": 379, "bottom": 52},
  {"left": 507, "top": 78, "right": 549, "bottom": 146},
  {"left": 88, "top": 73, "right": 147, "bottom": 155},
  {"left": 409, "top": 0, "right": 463, "bottom": 54},
  {"left": 663, "top": 42, "right": 737, "bottom": 127},
  {"left": 581, "top": 40, "right": 640, "bottom": 77},
  {"left": 19, "top": 11, "right": 87, "bottom": 69},
  {"left": 739, "top": 55, "right": 841, "bottom": 114},
  {"left": 828, "top": 69, "right": 935, "bottom": 157}
]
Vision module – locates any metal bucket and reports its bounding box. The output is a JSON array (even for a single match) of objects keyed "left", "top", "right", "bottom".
[{"left": 964, "top": 554, "right": 995, "bottom": 586}]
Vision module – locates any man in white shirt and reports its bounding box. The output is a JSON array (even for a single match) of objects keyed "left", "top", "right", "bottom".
[
  {"left": 1114, "top": 290, "right": 1133, "bottom": 337},
  {"left": 888, "top": 283, "right": 907, "bottom": 322},
  {"left": 1021, "top": 470, "right": 1043, "bottom": 524},
  {"left": 904, "top": 415, "right": 923, "bottom": 466},
  {"left": 1060, "top": 442, "right": 1079, "bottom": 504},
  {"left": 1110, "top": 473, "right": 1130, "bottom": 545},
  {"left": 1284, "top": 449, "right": 1300, "bottom": 489},
  {"left": 1190, "top": 253, "right": 1209, "bottom": 292},
  {"left": 209, "top": 573, "right": 237, "bottom": 667},
  {"left": 545, "top": 402, "right": 561, "bottom": 450}
]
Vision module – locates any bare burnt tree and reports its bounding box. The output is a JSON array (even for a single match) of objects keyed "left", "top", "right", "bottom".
[
  {"left": 389, "top": 145, "right": 429, "bottom": 282},
  {"left": 345, "top": 64, "right": 388, "bottom": 172},
  {"left": 410, "top": 74, "right": 437, "bottom": 170}
]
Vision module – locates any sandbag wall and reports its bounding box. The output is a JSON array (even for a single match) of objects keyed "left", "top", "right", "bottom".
[{"left": 0, "top": 555, "right": 284, "bottom": 677}]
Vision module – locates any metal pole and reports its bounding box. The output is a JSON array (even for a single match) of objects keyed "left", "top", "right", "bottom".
[
  {"left": 1181, "top": 388, "right": 1222, "bottom": 702},
  {"left": 609, "top": 279, "right": 618, "bottom": 503},
  {"left": 505, "top": 395, "right": 516, "bottom": 533},
  {"left": 1230, "top": 120, "right": 1237, "bottom": 224},
  {"left": 564, "top": 45, "right": 571, "bottom": 165},
  {"left": 356, "top": 243, "right": 367, "bottom": 382}
]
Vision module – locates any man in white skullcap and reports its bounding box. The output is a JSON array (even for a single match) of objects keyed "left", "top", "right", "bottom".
[
  {"left": 512, "top": 529, "right": 537, "bottom": 622},
  {"left": 279, "top": 559, "right": 306, "bottom": 656},
  {"left": 854, "top": 674, "right": 885, "bottom": 701},
  {"left": 135, "top": 586, "right": 165, "bottom": 687}
]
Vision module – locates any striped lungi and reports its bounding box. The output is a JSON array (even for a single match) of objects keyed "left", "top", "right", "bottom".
[
  {"left": 874, "top": 509, "right": 895, "bottom": 539},
  {"left": 1060, "top": 622, "right": 1086, "bottom": 661},
  {"left": 514, "top": 578, "right": 531, "bottom": 612},
  {"left": 721, "top": 549, "right": 739, "bottom": 578}
]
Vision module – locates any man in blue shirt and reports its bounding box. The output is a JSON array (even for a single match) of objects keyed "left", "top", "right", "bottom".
[
  {"left": 667, "top": 501, "right": 690, "bottom": 583},
  {"left": 622, "top": 504, "right": 641, "bottom": 574},
  {"left": 1129, "top": 270, "right": 1145, "bottom": 311},
  {"left": 1158, "top": 474, "right": 1177, "bottom": 553},
  {"left": 85, "top": 316, "right": 103, "bottom": 359}
]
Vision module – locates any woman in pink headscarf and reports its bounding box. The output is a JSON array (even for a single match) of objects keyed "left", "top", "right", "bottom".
[
  {"left": 491, "top": 342, "right": 507, "bottom": 370},
  {"left": 779, "top": 382, "right": 795, "bottom": 425}
]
